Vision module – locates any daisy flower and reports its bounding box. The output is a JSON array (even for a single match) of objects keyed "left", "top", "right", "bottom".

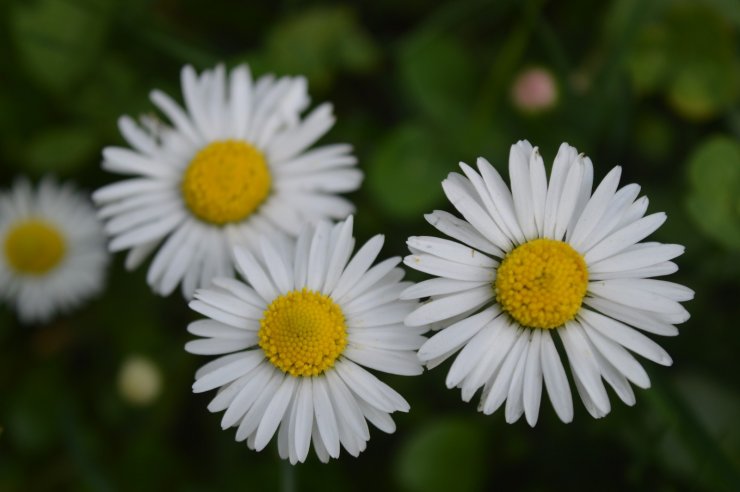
[
  {"left": 402, "top": 141, "right": 693, "bottom": 425},
  {"left": 186, "top": 217, "right": 425, "bottom": 463},
  {"left": 93, "top": 63, "right": 361, "bottom": 298},
  {"left": 0, "top": 179, "right": 109, "bottom": 323}
]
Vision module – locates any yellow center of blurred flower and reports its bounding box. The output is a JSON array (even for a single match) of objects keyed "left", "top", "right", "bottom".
[
  {"left": 495, "top": 238, "right": 588, "bottom": 329},
  {"left": 259, "top": 289, "right": 347, "bottom": 377},
  {"left": 4, "top": 219, "right": 66, "bottom": 275},
  {"left": 181, "top": 140, "right": 271, "bottom": 225}
]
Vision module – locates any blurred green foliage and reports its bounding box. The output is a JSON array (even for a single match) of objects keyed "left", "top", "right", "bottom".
[{"left": 1, "top": 0, "right": 740, "bottom": 490}]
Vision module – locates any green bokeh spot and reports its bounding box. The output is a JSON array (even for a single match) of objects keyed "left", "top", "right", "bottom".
[
  {"left": 627, "top": 2, "right": 739, "bottom": 120},
  {"left": 395, "top": 417, "right": 488, "bottom": 492},
  {"left": 265, "top": 6, "right": 379, "bottom": 90},
  {"left": 366, "top": 124, "right": 451, "bottom": 221},
  {"left": 10, "top": 0, "right": 114, "bottom": 94},
  {"left": 26, "top": 126, "right": 99, "bottom": 175},
  {"left": 399, "top": 34, "right": 477, "bottom": 125},
  {"left": 686, "top": 136, "right": 740, "bottom": 250}
]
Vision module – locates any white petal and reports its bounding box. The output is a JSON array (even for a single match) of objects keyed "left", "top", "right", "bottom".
[
  {"left": 583, "top": 296, "right": 679, "bottom": 336},
  {"left": 523, "top": 330, "right": 543, "bottom": 427},
  {"left": 254, "top": 376, "right": 297, "bottom": 451},
  {"left": 331, "top": 235, "right": 384, "bottom": 300},
  {"left": 343, "top": 346, "right": 423, "bottom": 376},
  {"left": 323, "top": 216, "right": 355, "bottom": 294},
  {"left": 569, "top": 166, "right": 621, "bottom": 251},
  {"left": 480, "top": 327, "right": 528, "bottom": 415},
  {"left": 584, "top": 213, "right": 667, "bottom": 264},
  {"left": 458, "top": 317, "right": 518, "bottom": 402},
  {"left": 305, "top": 221, "right": 332, "bottom": 291},
  {"left": 458, "top": 161, "right": 519, "bottom": 246},
  {"left": 509, "top": 141, "right": 537, "bottom": 240},
  {"left": 528, "top": 148, "right": 548, "bottom": 236},
  {"left": 334, "top": 360, "right": 409, "bottom": 413},
  {"left": 558, "top": 321, "right": 610, "bottom": 414},
  {"left": 417, "top": 306, "right": 500, "bottom": 362},
  {"left": 407, "top": 236, "right": 497, "bottom": 268},
  {"left": 540, "top": 330, "right": 573, "bottom": 423},
  {"left": 504, "top": 340, "right": 528, "bottom": 423},
  {"left": 404, "top": 286, "right": 493, "bottom": 327},
  {"left": 220, "top": 363, "right": 274, "bottom": 427},
  {"left": 403, "top": 254, "right": 494, "bottom": 282},
  {"left": 339, "top": 257, "right": 401, "bottom": 304},
  {"left": 582, "top": 327, "right": 650, "bottom": 388},
  {"left": 442, "top": 175, "right": 512, "bottom": 251},
  {"left": 184, "top": 337, "right": 254, "bottom": 355},
  {"left": 579, "top": 309, "right": 672, "bottom": 366},
  {"left": 259, "top": 237, "right": 293, "bottom": 293},
  {"left": 553, "top": 158, "right": 584, "bottom": 240},
  {"left": 477, "top": 157, "right": 526, "bottom": 244},
  {"left": 235, "top": 370, "right": 283, "bottom": 442},
  {"left": 234, "top": 246, "right": 279, "bottom": 303},
  {"left": 400, "top": 278, "right": 489, "bottom": 300},
  {"left": 194, "top": 289, "right": 263, "bottom": 319},
  {"left": 543, "top": 143, "right": 577, "bottom": 239},
  {"left": 425, "top": 210, "right": 504, "bottom": 257},
  {"left": 294, "top": 380, "right": 314, "bottom": 463},
  {"left": 445, "top": 322, "right": 502, "bottom": 389},
  {"left": 312, "top": 377, "right": 340, "bottom": 458},
  {"left": 588, "top": 280, "right": 688, "bottom": 317}
]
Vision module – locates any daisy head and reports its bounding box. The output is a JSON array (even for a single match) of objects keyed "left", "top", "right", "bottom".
[
  {"left": 403, "top": 140, "right": 693, "bottom": 425},
  {"left": 93, "top": 63, "right": 361, "bottom": 298},
  {"left": 185, "top": 217, "right": 425, "bottom": 463},
  {"left": 0, "top": 178, "right": 109, "bottom": 324}
]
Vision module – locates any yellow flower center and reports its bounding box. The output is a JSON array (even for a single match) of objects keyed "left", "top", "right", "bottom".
[
  {"left": 181, "top": 140, "right": 271, "bottom": 225},
  {"left": 4, "top": 219, "right": 66, "bottom": 275},
  {"left": 259, "top": 289, "right": 348, "bottom": 377},
  {"left": 495, "top": 238, "right": 588, "bottom": 329}
]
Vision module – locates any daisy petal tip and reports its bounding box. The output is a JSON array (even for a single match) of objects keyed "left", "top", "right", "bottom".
[{"left": 475, "top": 156, "right": 491, "bottom": 168}]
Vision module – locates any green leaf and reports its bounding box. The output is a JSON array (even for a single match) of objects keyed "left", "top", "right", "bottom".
[
  {"left": 366, "top": 124, "right": 452, "bottom": 221},
  {"left": 686, "top": 136, "right": 740, "bottom": 250},
  {"left": 265, "top": 6, "right": 379, "bottom": 90},
  {"left": 626, "top": 2, "right": 740, "bottom": 120},
  {"left": 10, "top": 0, "right": 114, "bottom": 94},
  {"left": 646, "top": 372, "right": 740, "bottom": 492},
  {"left": 25, "top": 126, "right": 99, "bottom": 175},
  {"left": 663, "top": 2, "right": 739, "bottom": 120},
  {"left": 394, "top": 417, "right": 488, "bottom": 492},
  {"left": 625, "top": 24, "right": 670, "bottom": 94},
  {"left": 399, "top": 34, "right": 477, "bottom": 126}
]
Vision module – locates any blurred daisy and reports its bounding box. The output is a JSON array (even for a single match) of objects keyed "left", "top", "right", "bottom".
[
  {"left": 403, "top": 141, "right": 693, "bottom": 425},
  {"left": 0, "top": 179, "right": 108, "bottom": 323},
  {"left": 93, "top": 64, "right": 361, "bottom": 298},
  {"left": 186, "top": 217, "right": 424, "bottom": 463}
]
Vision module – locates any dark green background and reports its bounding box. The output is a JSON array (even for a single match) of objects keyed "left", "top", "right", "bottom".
[{"left": 1, "top": 0, "right": 739, "bottom": 490}]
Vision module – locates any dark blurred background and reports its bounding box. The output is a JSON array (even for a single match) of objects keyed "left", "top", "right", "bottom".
[{"left": 1, "top": 0, "right": 739, "bottom": 490}]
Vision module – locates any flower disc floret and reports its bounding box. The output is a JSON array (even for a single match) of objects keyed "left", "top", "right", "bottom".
[
  {"left": 495, "top": 238, "right": 588, "bottom": 329},
  {"left": 259, "top": 289, "right": 347, "bottom": 377},
  {"left": 4, "top": 219, "right": 66, "bottom": 275},
  {"left": 182, "top": 140, "right": 271, "bottom": 225}
]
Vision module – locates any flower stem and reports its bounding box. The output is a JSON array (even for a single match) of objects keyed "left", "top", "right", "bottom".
[{"left": 281, "top": 459, "right": 296, "bottom": 492}]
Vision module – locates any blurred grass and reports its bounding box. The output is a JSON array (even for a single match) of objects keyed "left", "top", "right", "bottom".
[{"left": 1, "top": 0, "right": 740, "bottom": 490}]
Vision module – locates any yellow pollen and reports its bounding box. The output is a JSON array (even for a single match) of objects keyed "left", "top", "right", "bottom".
[
  {"left": 4, "top": 219, "right": 66, "bottom": 275},
  {"left": 495, "top": 238, "right": 588, "bottom": 329},
  {"left": 181, "top": 140, "right": 271, "bottom": 225},
  {"left": 259, "top": 289, "right": 347, "bottom": 377}
]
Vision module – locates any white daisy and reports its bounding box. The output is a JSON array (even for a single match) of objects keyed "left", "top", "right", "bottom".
[
  {"left": 186, "top": 217, "right": 424, "bottom": 463},
  {"left": 0, "top": 178, "right": 109, "bottom": 324},
  {"left": 93, "top": 63, "right": 361, "bottom": 298},
  {"left": 402, "top": 141, "right": 693, "bottom": 425}
]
